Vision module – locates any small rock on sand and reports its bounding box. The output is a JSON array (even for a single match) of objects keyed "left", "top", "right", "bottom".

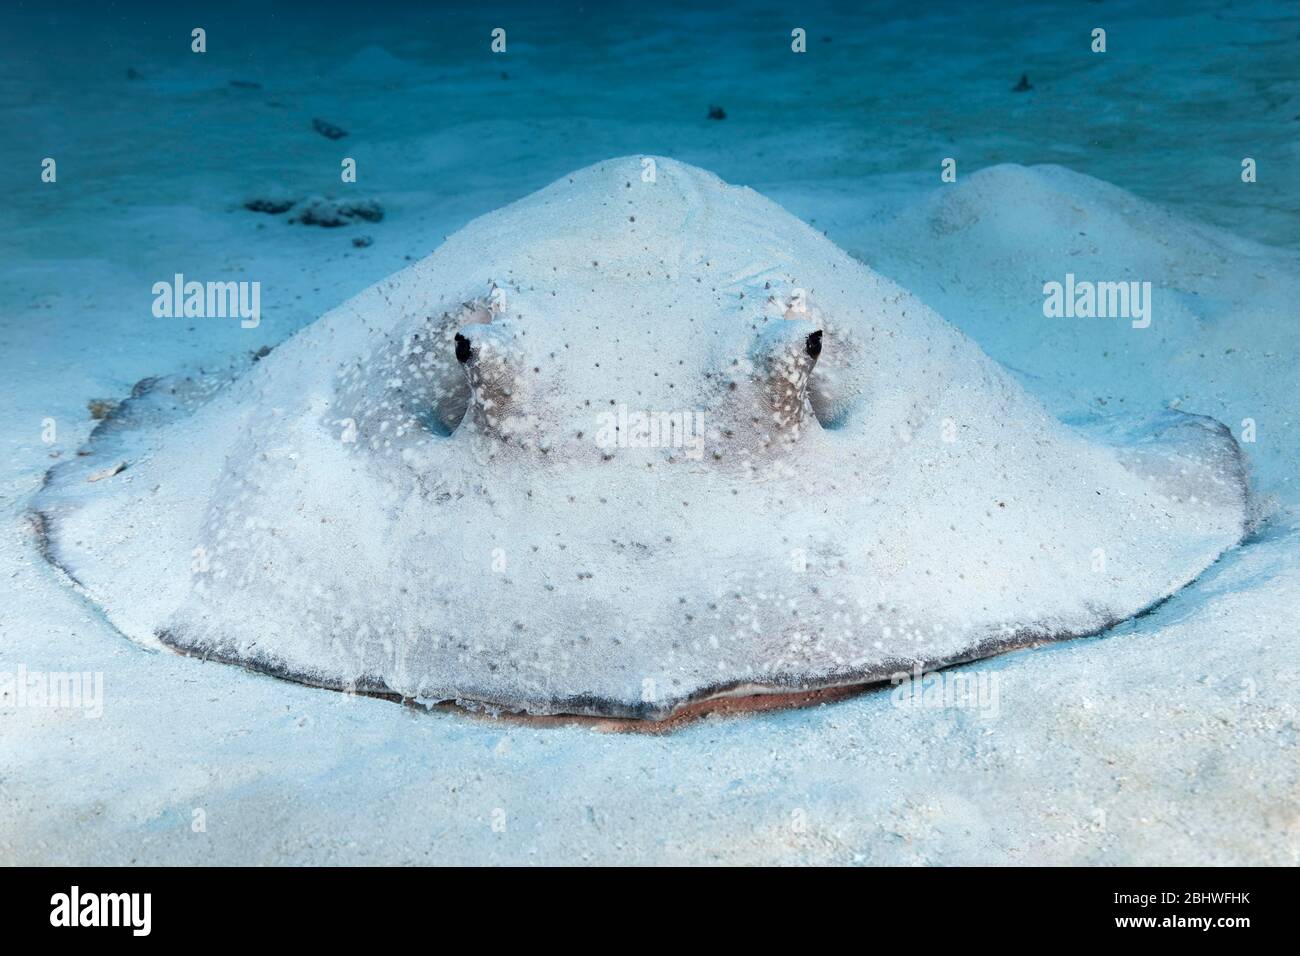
[
  {"left": 244, "top": 197, "right": 298, "bottom": 215},
  {"left": 312, "top": 117, "right": 348, "bottom": 139},
  {"left": 289, "top": 196, "right": 384, "bottom": 228},
  {"left": 87, "top": 461, "right": 126, "bottom": 482}
]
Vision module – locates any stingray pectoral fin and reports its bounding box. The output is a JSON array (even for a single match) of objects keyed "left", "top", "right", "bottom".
[{"left": 1094, "top": 409, "right": 1251, "bottom": 521}]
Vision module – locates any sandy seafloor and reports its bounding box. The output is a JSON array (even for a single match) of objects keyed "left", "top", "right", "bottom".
[{"left": 1, "top": 0, "right": 1298, "bottom": 864}]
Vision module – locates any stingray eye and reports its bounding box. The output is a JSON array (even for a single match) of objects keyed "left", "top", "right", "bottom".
[
  {"left": 736, "top": 322, "right": 824, "bottom": 444},
  {"left": 453, "top": 324, "right": 528, "bottom": 442},
  {"left": 805, "top": 330, "right": 823, "bottom": 360},
  {"left": 454, "top": 333, "right": 473, "bottom": 364}
]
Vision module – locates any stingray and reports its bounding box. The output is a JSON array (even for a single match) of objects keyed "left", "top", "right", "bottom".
[{"left": 33, "top": 157, "right": 1251, "bottom": 720}]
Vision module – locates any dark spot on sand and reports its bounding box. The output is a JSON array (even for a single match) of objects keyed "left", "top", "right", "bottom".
[
  {"left": 244, "top": 197, "right": 297, "bottom": 215},
  {"left": 312, "top": 117, "right": 348, "bottom": 140},
  {"left": 289, "top": 197, "right": 384, "bottom": 227},
  {"left": 87, "top": 399, "right": 119, "bottom": 420}
]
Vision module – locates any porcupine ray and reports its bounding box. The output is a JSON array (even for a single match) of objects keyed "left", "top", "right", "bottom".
[{"left": 33, "top": 157, "right": 1251, "bottom": 720}]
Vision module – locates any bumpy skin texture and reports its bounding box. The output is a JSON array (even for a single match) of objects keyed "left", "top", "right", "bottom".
[{"left": 34, "top": 158, "right": 1250, "bottom": 719}]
